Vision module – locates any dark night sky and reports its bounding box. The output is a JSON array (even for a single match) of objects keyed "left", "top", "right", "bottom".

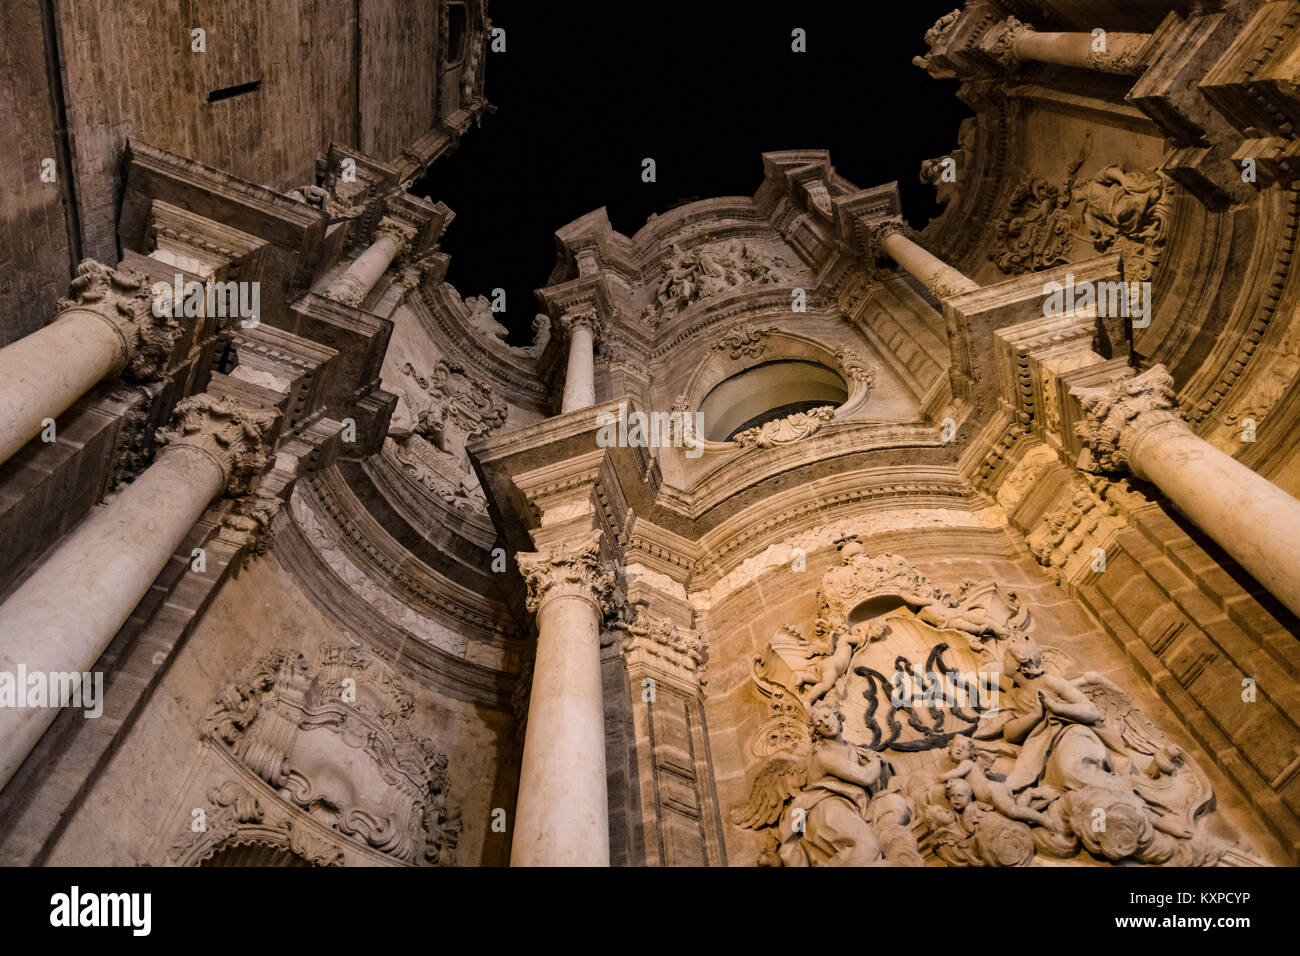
[{"left": 414, "top": 1, "right": 971, "bottom": 343}]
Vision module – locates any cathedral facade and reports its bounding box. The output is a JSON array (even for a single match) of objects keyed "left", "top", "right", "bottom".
[{"left": 1, "top": 0, "right": 1299, "bottom": 870}]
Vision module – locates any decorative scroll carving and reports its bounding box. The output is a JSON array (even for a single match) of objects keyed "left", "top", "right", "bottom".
[
  {"left": 1027, "top": 475, "right": 1145, "bottom": 583},
  {"left": 463, "top": 294, "right": 549, "bottom": 359},
  {"left": 57, "top": 259, "right": 181, "bottom": 382},
  {"left": 516, "top": 530, "right": 617, "bottom": 617},
  {"left": 732, "top": 406, "right": 835, "bottom": 449},
  {"left": 198, "top": 645, "right": 460, "bottom": 867},
  {"left": 912, "top": 8, "right": 962, "bottom": 71},
  {"left": 156, "top": 394, "right": 279, "bottom": 497},
  {"left": 732, "top": 546, "right": 1261, "bottom": 866},
  {"left": 712, "top": 325, "right": 777, "bottom": 361},
  {"left": 1072, "top": 365, "right": 1185, "bottom": 473},
  {"left": 833, "top": 346, "right": 877, "bottom": 389},
  {"left": 653, "top": 240, "right": 791, "bottom": 318},
  {"left": 992, "top": 135, "right": 1173, "bottom": 280}
]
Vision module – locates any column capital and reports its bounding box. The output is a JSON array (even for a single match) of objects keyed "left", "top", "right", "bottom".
[
  {"left": 374, "top": 215, "right": 419, "bottom": 258},
  {"left": 985, "top": 16, "right": 1033, "bottom": 70},
  {"left": 56, "top": 259, "right": 181, "bottom": 382},
  {"left": 157, "top": 393, "right": 280, "bottom": 496},
  {"left": 1072, "top": 364, "right": 1187, "bottom": 474},
  {"left": 517, "top": 529, "right": 617, "bottom": 616},
  {"left": 863, "top": 216, "right": 911, "bottom": 256},
  {"left": 557, "top": 309, "right": 603, "bottom": 343}
]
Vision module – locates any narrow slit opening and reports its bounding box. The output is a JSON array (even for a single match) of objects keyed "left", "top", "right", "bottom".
[{"left": 207, "top": 80, "right": 262, "bottom": 103}]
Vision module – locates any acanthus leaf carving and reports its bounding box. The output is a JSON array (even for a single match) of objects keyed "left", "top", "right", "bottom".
[
  {"left": 156, "top": 393, "right": 280, "bottom": 497},
  {"left": 58, "top": 259, "right": 182, "bottom": 382},
  {"left": 516, "top": 529, "right": 617, "bottom": 617},
  {"left": 1072, "top": 364, "right": 1185, "bottom": 474}
]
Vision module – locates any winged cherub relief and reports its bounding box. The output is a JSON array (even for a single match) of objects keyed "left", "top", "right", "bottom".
[{"left": 732, "top": 545, "right": 1268, "bottom": 867}]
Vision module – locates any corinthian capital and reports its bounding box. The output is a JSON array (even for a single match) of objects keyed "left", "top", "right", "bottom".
[
  {"left": 557, "top": 310, "right": 602, "bottom": 342},
  {"left": 374, "top": 216, "right": 419, "bottom": 257},
  {"left": 985, "top": 16, "right": 1032, "bottom": 70},
  {"left": 1072, "top": 365, "right": 1186, "bottom": 473},
  {"left": 516, "top": 529, "right": 617, "bottom": 616},
  {"left": 157, "top": 393, "right": 281, "bottom": 496},
  {"left": 56, "top": 259, "right": 181, "bottom": 382},
  {"left": 864, "top": 216, "right": 909, "bottom": 257}
]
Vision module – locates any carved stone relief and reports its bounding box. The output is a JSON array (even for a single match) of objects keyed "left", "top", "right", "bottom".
[
  {"left": 732, "top": 406, "right": 836, "bottom": 449},
  {"left": 462, "top": 294, "right": 549, "bottom": 359},
  {"left": 653, "top": 240, "right": 792, "bottom": 319},
  {"left": 731, "top": 544, "right": 1264, "bottom": 866},
  {"left": 992, "top": 134, "right": 1173, "bottom": 281},
  {"left": 174, "top": 645, "right": 461, "bottom": 867}
]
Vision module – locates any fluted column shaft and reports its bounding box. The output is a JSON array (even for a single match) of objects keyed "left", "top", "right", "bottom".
[
  {"left": 0, "top": 261, "right": 178, "bottom": 467},
  {"left": 0, "top": 394, "right": 277, "bottom": 789},
  {"left": 512, "top": 531, "right": 614, "bottom": 866},
  {"left": 560, "top": 315, "right": 598, "bottom": 413},
  {"left": 1074, "top": 366, "right": 1300, "bottom": 618}
]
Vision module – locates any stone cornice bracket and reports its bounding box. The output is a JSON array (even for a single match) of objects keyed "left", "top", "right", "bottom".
[
  {"left": 517, "top": 529, "right": 617, "bottom": 617},
  {"left": 56, "top": 259, "right": 181, "bottom": 382},
  {"left": 1072, "top": 364, "right": 1186, "bottom": 475},
  {"left": 156, "top": 393, "right": 281, "bottom": 497}
]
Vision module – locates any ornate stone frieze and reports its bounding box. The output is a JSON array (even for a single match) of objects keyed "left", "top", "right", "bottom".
[
  {"left": 731, "top": 547, "right": 1264, "bottom": 867},
  {"left": 156, "top": 393, "right": 280, "bottom": 496},
  {"left": 516, "top": 530, "right": 617, "bottom": 616},
  {"left": 711, "top": 325, "right": 777, "bottom": 361},
  {"left": 57, "top": 259, "right": 182, "bottom": 382},
  {"left": 652, "top": 240, "right": 792, "bottom": 318},
  {"left": 1026, "top": 475, "right": 1145, "bottom": 584},
  {"left": 198, "top": 645, "right": 460, "bottom": 867},
  {"left": 1072, "top": 365, "right": 1185, "bottom": 473},
  {"left": 732, "top": 405, "right": 835, "bottom": 449}
]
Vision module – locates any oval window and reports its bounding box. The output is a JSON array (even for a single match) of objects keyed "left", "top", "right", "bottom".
[{"left": 696, "top": 360, "right": 848, "bottom": 442}]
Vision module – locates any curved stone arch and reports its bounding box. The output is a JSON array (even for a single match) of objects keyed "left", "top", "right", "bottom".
[{"left": 673, "top": 326, "right": 877, "bottom": 451}]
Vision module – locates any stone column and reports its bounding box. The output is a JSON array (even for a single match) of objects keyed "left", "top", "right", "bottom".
[
  {"left": 0, "top": 261, "right": 179, "bottom": 467},
  {"left": 559, "top": 312, "right": 599, "bottom": 413},
  {"left": 989, "top": 17, "right": 1149, "bottom": 75},
  {"left": 0, "top": 394, "right": 278, "bottom": 789},
  {"left": 869, "top": 218, "right": 980, "bottom": 299},
  {"left": 325, "top": 217, "right": 416, "bottom": 307},
  {"left": 512, "top": 530, "right": 616, "bottom": 866},
  {"left": 1074, "top": 365, "right": 1300, "bottom": 618}
]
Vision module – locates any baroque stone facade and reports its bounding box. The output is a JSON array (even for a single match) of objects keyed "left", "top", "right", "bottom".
[{"left": 1, "top": 0, "right": 1300, "bottom": 877}]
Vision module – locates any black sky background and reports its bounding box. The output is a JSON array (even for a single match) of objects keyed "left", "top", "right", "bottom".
[{"left": 414, "top": 1, "right": 971, "bottom": 343}]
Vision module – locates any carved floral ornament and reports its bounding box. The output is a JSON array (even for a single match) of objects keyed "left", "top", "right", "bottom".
[
  {"left": 732, "top": 406, "right": 836, "bottom": 450},
  {"left": 1072, "top": 364, "right": 1187, "bottom": 474},
  {"left": 173, "top": 645, "right": 461, "bottom": 867},
  {"left": 156, "top": 393, "right": 280, "bottom": 497},
  {"left": 57, "top": 259, "right": 182, "bottom": 382},
  {"left": 732, "top": 542, "right": 1264, "bottom": 867},
  {"left": 516, "top": 530, "right": 617, "bottom": 617},
  {"left": 991, "top": 133, "right": 1173, "bottom": 281}
]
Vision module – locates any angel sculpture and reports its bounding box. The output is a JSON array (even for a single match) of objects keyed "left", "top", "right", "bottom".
[{"left": 732, "top": 698, "right": 922, "bottom": 867}]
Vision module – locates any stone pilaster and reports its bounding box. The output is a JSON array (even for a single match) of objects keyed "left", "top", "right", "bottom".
[{"left": 512, "top": 529, "right": 617, "bottom": 865}]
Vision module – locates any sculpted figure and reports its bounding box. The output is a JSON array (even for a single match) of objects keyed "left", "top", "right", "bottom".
[{"left": 939, "top": 735, "right": 1055, "bottom": 829}]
